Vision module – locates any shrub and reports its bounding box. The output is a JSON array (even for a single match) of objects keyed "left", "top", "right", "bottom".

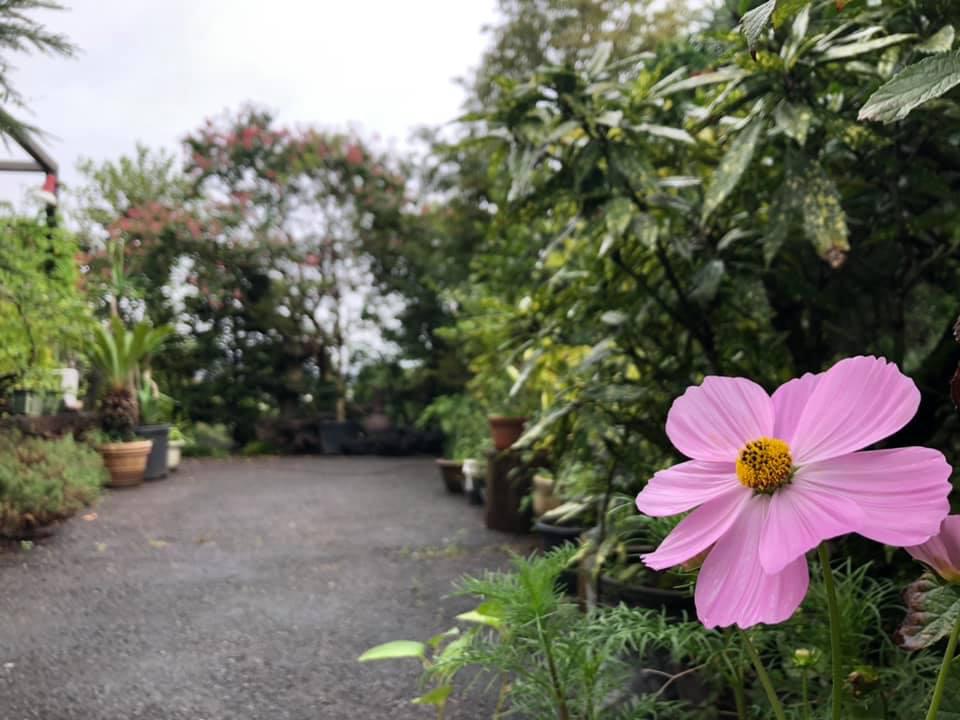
[{"left": 0, "top": 432, "right": 106, "bottom": 538}]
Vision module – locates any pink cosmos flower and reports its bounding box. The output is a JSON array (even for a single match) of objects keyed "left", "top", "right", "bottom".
[
  {"left": 636, "top": 356, "right": 951, "bottom": 629},
  {"left": 906, "top": 515, "right": 960, "bottom": 583}
]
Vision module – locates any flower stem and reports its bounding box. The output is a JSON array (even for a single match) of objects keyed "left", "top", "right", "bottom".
[
  {"left": 801, "top": 667, "right": 811, "bottom": 720},
  {"left": 740, "top": 629, "right": 787, "bottom": 720},
  {"left": 818, "top": 543, "right": 844, "bottom": 720},
  {"left": 925, "top": 614, "right": 960, "bottom": 720}
]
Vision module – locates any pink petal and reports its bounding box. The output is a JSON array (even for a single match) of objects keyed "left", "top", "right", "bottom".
[
  {"left": 636, "top": 460, "right": 739, "bottom": 517},
  {"left": 759, "top": 482, "right": 864, "bottom": 574},
  {"left": 666, "top": 377, "right": 774, "bottom": 462},
  {"left": 695, "top": 498, "right": 810, "bottom": 629},
  {"left": 771, "top": 372, "right": 820, "bottom": 444},
  {"left": 788, "top": 356, "right": 920, "bottom": 464},
  {"left": 642, "top": 488, "right": 751, "bottom": 570},
  {"left": 799, "top": 448, "right": 951, "bottom": 546},
  {"left": 907, "top": 516, "right": 960, "bottom": 581}
]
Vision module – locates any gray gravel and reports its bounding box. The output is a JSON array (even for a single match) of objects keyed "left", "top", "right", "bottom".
[{"left": 0, "top": 456, "right": 533, "bottom": 720}]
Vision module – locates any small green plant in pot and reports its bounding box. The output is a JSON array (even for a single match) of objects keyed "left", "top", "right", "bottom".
[
  {"left": 135, "top": 370, "right": 176, "bottom": 480},
  {"left": 166, "top": 425, "right": 187, "bottom": 471},
  {"left": 418, "top": 394, "right": 490, "bottom": 494},
  {"left": 87, "top": 317, "right": 171, "bottom": 488}
]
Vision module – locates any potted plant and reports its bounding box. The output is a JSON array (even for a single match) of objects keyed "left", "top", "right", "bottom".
[
  {"left": 136, "top": 370, "right": 175, "bottom": 480},
  {"left": 488, "top": 414, "right": 528, "bottom": 450},
  {"left": 578, "top": 499, "right": 693, "bottom": 616},
  {"left": 167, "top": 426, "right": 186, "bottom": 471},
  {"left": 417, "top": 394, "right": 490, "bottom": 494},
  {"left": 87, "top": 317, "right": 172, "bottom": 488}
]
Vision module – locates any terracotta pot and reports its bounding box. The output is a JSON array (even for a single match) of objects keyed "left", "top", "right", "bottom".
[
  {"left": 488, "top": 416, "right": 527, "bottom": 451},
  {"left": 436, "top": 459, "right": 465, "bottom": 494},
  {"left": 98, "top": 440, "right": 153, "bottom": 488},
  {"left": 532, "top": 473, "right": 562, "bottom": 517}
]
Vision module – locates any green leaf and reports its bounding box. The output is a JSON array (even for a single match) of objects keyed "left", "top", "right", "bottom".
[
  {"left": 774, "top": 101, "right": 813, "bottom": 145},
  {"left": 689, "top": 260, "right": 726, "bottom": 304},
  {"left": 633, "top": 123, "right": 695, "bottom": 145},
  {"left": 802, "top": 168, "right": 850, "bottom": 268},
  {"left": 860, "top": 51, "right": 960, "bottom": 123},
  {"left": 412, "top": 685, "right": 453, "bottom": 706},
  {"left": 917, "top": 25, "right": 955, "bottom": 55},
  {"left": 456, "top": 609, "right": 504, "bottom": 630},
  {"left": 507, "top": 146, "right": 540, "bottom": 203},
  {"left": 427, "top": 627, "right": 460, "bottom": 650},
  {"left": 595, "top": 110, "right": 623, "bottom": 128},
  {"left": 601, "top": 310, "right": 628, "bottom": 325},
  {"left": 515, "top": 404, "right": 576, "bottom": 447},
  {"left": 740, "top": 0, "right": 776, "bottom": 54},
  {"left": 357, "top": 640, "right": 426, "bottom": 662},
  {"left": 604, "top": 197, "right": 634, "bottom": 238},
  {"left": 897, "top": 575, "right": 960, "bottom": 651},
  {"left": 701, "top": 118, "right": 764, "bottom": 224},
  {"left": 773, "top": 0, "right": 809, "bottom": 29},
  {"left": 651, "top": 67, "right": 747, "bottom": 97},
  {"left": 820, "top": 33, "right": 915, "bottom": 61},
  {"left": 586, "top": 41, "right": 613, "bottom": 77}
]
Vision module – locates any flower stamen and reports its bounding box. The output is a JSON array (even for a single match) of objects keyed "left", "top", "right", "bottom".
[{"left": 736, "top": 437, "right": 793, "bottom": 493}]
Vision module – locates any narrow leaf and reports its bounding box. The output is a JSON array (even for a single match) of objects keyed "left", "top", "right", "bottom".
[
  {"left": 821, "top": 33, "right": 915, "bottom": 61},
  {"left": 652, "top": 67, "right": 747, "bottom": 97},
  {"left": 358, "top": 641, "right": 426, "bottom": 662},
  {"left": 701, "top": 118, "right": 764, "bottom": 223},
  {"left": 859, "top": 50, "right": 960, "bottom": 122},
  {"left": 412, "top": 686, "right": 453, "bottom": 706},
  {"left": 633, "top": 123, "right": 695, "bottom": 145},
  {"left": 456, "top": 610, "right": 504, "bottom": 630},
  {"left": 586, "top": 41, "right": 613, "bottom": 77}
]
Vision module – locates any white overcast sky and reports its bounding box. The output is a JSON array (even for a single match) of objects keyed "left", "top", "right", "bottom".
[{"left": 1, "top": 0, "right": 499, "bottom": 205}]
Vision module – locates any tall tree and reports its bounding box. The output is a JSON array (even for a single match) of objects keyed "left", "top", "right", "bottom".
[{"left": 0, "top": 0, "right": 76, "bottom": 137}]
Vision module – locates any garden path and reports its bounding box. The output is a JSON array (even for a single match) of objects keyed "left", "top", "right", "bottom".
[{"left": 0, "top": 456, "right": 529, "bottom": 720}]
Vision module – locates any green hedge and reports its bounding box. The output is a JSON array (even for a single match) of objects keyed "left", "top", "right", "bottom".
[{"left": 0, "top": 432, "right": 105, "bottom": 538}]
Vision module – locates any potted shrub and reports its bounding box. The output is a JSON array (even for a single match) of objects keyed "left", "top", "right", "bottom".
[
  {"left": 87, "top": 318, "right": 172, "bottom": 488},
  {"left": 167, "top": 426, "right": 186, "bottom": 471},
  {"left": 0, "top": 431, "right": 105, "bottom": 539},
  {"left": 136, "top": 370, "right": 175, "bottom": 480}
]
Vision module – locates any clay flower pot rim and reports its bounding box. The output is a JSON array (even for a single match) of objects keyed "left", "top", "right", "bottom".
[
  {"left": 98, "top": 439, "right": 154, "bottom": 451},
  {"left": 488, "top": 415, "right": 528, "bottom": 422},
  {"left": 436, "top": 458, "right": 463, "bottom": 467}
]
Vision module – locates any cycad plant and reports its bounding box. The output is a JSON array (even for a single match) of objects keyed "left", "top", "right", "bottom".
[{"left": 88, "top": 317, "right": 172, "bottom": 440}]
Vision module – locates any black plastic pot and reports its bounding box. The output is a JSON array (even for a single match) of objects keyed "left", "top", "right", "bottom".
[
  {"left": 319, "top": 421, "right": 361, "bottom": 454},
  {"left": 135, "top": 424, "right": 170, "bottom": 480},
  {"left": 597, "top": 574, "right": 694, "bottom": 616},
  {"left": 534, "top": 521, "right": 586, "bottom": 552}
]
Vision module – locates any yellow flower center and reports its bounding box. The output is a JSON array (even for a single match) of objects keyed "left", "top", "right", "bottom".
[{"left": 736, "top": 437, "right": 793, "bottom": 493}]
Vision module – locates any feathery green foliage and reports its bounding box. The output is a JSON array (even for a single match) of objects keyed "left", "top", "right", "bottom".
[{"left": 0, "top": 431, "right": 104, "bottom": 538}]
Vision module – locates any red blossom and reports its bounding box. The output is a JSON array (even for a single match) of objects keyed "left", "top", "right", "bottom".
[{"left": 345, "top": 144, "right": 364, "bottom": 165}]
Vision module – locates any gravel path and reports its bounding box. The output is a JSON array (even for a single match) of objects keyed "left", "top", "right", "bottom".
[{"left": 0, "top": 456, "right": 532, "bottom": 720}]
